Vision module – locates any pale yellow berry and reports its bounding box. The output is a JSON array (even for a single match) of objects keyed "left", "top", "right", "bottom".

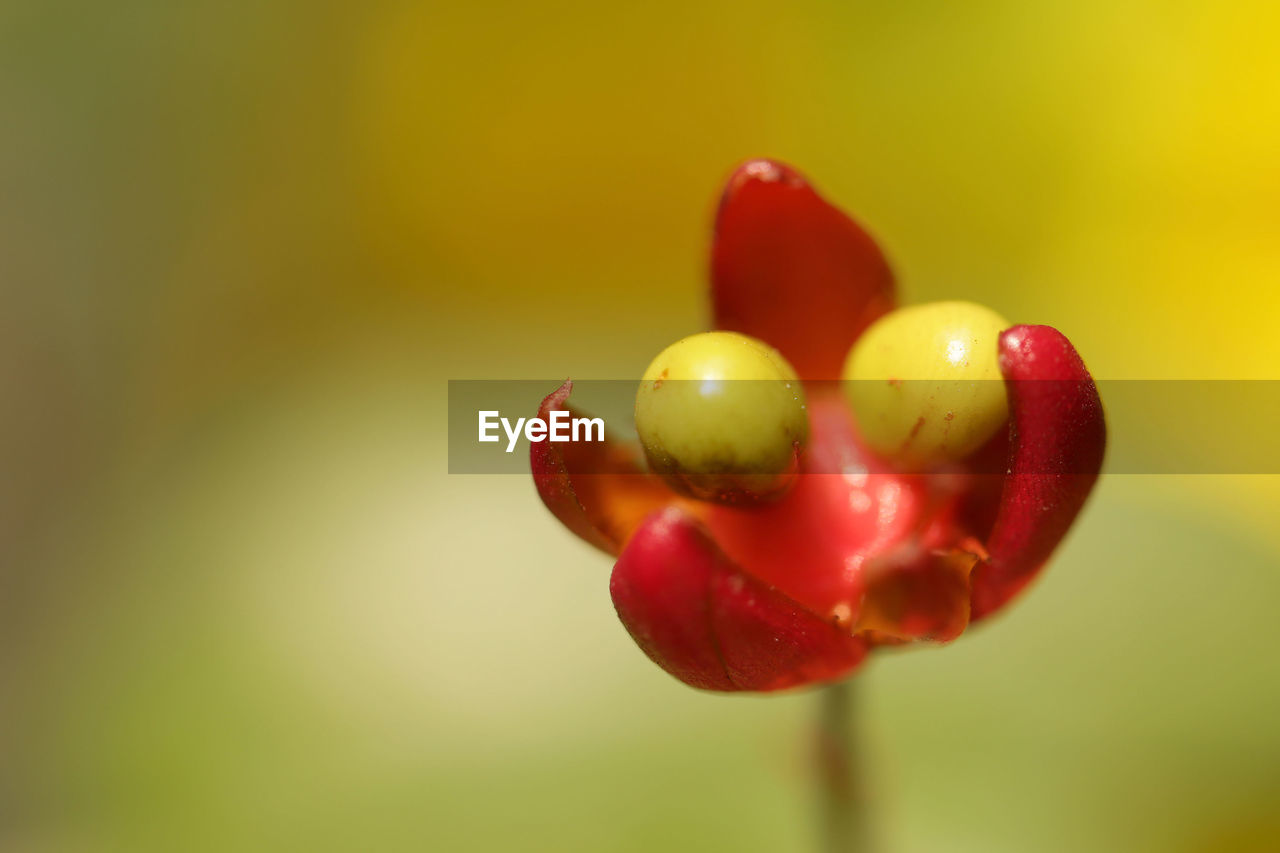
[
  {"left": 842, "top": 301, "right": 1010, "bottom": 468},
  {"left": 635, "top": 332, "right": 808, "bottom": 503}
]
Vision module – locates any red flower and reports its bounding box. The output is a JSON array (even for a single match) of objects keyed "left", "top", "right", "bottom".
[{"left": 532, "top": 160, "right": 1105, "bottom": 692}]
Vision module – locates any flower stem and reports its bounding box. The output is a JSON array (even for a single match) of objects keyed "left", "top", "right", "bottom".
[{"left": 815, "top": 679, "right": 871, "bottom": 853}]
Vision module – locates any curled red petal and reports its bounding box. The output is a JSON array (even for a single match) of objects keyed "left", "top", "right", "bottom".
[
  {"left": 969, "top": 325, "right": 1107, "bottom": 619},
  {"left": 856, "top": 542, "right": 979, "bottom": 644},
  {"left": 711, "top": 159, "right": 896, "bottom": 379},
  {"left": 531, "top": 381, "right": 677, "bottom": 555},
  {"left": 610, "top": 507, "right": 868, "bottom": 692}
]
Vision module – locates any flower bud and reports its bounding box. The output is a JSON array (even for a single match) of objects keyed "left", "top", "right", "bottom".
[
  {"left": 636, "top": 332, "right": 808, "bottom": 504},
  {"left": 842, "top": 301, "right": 1010, "bottom": 468}
]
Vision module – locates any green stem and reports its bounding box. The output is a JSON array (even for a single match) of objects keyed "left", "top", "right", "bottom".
[{"left": 815, "top": 679, "right": 871, "bottom": 853}]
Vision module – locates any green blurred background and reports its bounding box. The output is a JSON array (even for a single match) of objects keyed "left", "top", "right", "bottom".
[{"left": 3, "top": 1, "right": 1279, "bottom": 850}]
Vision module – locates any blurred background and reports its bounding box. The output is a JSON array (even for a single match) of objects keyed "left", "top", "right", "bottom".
[{"left": 3, "top": 1, "right": 1279, "bottom": 850}]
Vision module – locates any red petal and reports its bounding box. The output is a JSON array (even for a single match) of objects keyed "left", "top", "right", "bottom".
[
  {"left": 856, "top": 543, "right": 978, "bottom": 644},
  {"left": 711, "top": 160, "right": 896, "bottom": 379},
  {"left": 610, "top": 508, "right": 868, "bottom": 692},
  {"left": 531, "top": 381, "right": 677, "bottom": 555},
  {"left": 970, "top": 325, "right": 1107, "bottom": 619}
]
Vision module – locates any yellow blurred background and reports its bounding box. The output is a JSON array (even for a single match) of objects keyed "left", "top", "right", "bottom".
[{"left": 3, "top": 1, "right": 1279, "bottom": 850}]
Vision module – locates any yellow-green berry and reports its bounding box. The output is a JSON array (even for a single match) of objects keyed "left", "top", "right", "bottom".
[
  {"left": 635, "top": 331, "right": 808, "bottom": 503},
  {"left": 842, "top": 301, "right": 1010, "bottom": 468}
]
